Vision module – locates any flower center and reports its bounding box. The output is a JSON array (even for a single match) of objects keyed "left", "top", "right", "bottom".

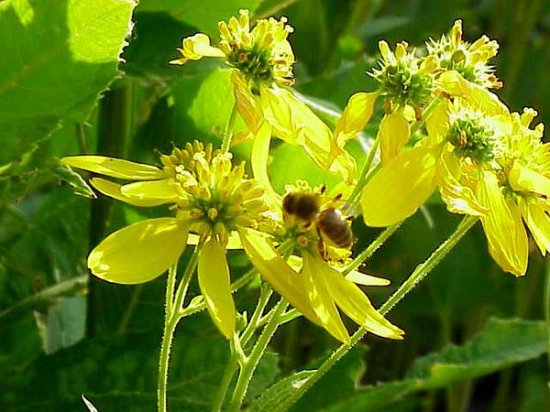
[
  {"left": 227, "top": 45, "right": 273, "bottom": 87},
  {"left": 376, "top": 62, "right": 434, "bottom": 108},
  {"left": 447, "top": 117, "right": 497, "bottom": 163}
]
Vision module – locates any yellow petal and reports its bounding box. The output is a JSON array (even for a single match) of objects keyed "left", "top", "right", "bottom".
[
  {"left": 378, "top": 110, "right": 410, "bottom": 165},
  {"left": 426, "top": 99, "right": 450, "bottom": 144},
  {"left": 261, "top": 87, "right": 356, "bottom": 183},
  {"left": 90, "top": 178, "right": 171, "bottom": 207},
  {"left": 316, "top": 259, "right": 404, "bottom": 339},
  {"left": 62, "top": 156, "right": 165, "bottom": 180},
  {"left": 187, "top": 231, "right": 242, "bottom": 249},
  {"left": 521, "top": 201, "right": 550, "bottom": 256},
  {"left": 302, "top": 254, "right": 349, "bottom": 343},
  {"left": 88, "top": 218, "right": 189, "bottom": 284},
  {"left": 476, "top": 172, "right": 528, "bottom": 276},
  {"left": 238, "top": 228, "right": 320, "bottom": 324},
  {"left": 362, "top": 146, "right": 438, "bottom": 227},
  {"left": 437, "top": 153, "right": 486, "bottom": 216},
  {"left": 260, "top": 86, "right": 297, "bottom": 142},
  {"left": 169, "top": 33, "right": 225, "bottom": 64},
  {"left": 232, "top": 72, "right": 263, "bottom": 143},
  {"left": 509, "top": 162, "right": 550, "bottom": 196},
  {"left": 198, "top": 239, "right": 236, "bottom": 339},
  {"left": 345, "top": 270, "right": 390, "bottom": 286},
  {"left": 251, "top": 121, "right": 281, "bottom": 205},
  {"left": 438, "top": 71, "right": 509, "bottom": 116},
  {"left": 120, "top": 179, "right": 179, "bottom": 203},
  {"left": 334, "top": 92, "right": 378, "bottom": 145}
]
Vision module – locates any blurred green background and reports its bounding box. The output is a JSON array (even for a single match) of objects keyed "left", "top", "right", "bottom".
[{"left": 0, "top": 0, "right": 548, "bottom": 411}]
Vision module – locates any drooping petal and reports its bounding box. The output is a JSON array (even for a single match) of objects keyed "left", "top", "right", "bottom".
[
  {"left": 334, "top": 92, "right": 378, "bottom": 145},
  {"left": 198, "top": 239, "right": 236, "bottom": 339},
  {"left": 476, "top": 172, "right": 528, "bottom": 276},
  {"left": 238, "top": 228, "right": 320, "bottom": 324},
  {"left": 232, "top": 72, "right": 263, "bottom": 144},
  {"left": 313, "top": 258, "right": 404, "bottom": 339},
  {"left": 345, "top": 270, "right": 390, "bottom": 286},
  {"left": 378, "top": 110, "right": 410, "bottom": 165},
  {"left": 120, "top": 179, "right": 179, "bottom": 203},
  {"left": 302, "top": 254, "right": 350, "bottom": 343},
  {"left": 260, "top": 87, "right": 357, "bottom": 183},
  {"left": 437, "top": 153, "right": 486, "bottom": 216},
  {"left": 90, "top": 178, "right": 171, "bottom": 207},
  {"left": 62, "top": 156, "right": 165, "bottom": 180},
  {"left": 438, "top": 71, "right": 509, "bottom": 116},
  {"left": 260, "top": 86, "right": 298, "bottom": 142},
  {"left": 88, "top": 218, "right": 189, "bottom": 284},
  {"left": 251, "top": 121, "right": 281, "bottom": 205},
  {"left": 169, "top": 33, "right": 225, "bottom": 65},
  {"left": 426, "top": 99, "right": 450, "bottom": 145},
  {"left": 362, "top": 146, "right": 438, "bottom": 227},
  {"left": 521, "top": 200, "right": 550, "bottom": 256},
  {"left": 509, "top": 161, "right": 550, "bottom": 197}
]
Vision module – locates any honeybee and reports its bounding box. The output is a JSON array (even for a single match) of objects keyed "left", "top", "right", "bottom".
[{"left": 282, "top": 188, "right": 354, "bottom": 258}]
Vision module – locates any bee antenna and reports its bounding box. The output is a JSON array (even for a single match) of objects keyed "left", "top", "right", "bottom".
[{"left": 319, "top": 184, "right": 326, "bottom": 194}]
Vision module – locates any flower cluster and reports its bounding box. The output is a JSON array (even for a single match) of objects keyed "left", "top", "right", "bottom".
[
  {"left": 63, "top": 142, "right": 402, "bottom": 342},
  {"left": 348, "top": 21, "right": 548, "bottom": 276},
  {"left": 64, "top": 13, "right": 546, "bottom": 351},
  {"left": 171, "top": 9, "right": 357, "bottom": 185}
]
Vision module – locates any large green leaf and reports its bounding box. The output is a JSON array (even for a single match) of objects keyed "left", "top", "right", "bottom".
[
  {"left": 0, "top": 0, "right": 136, "bottom": 164},
  {"left": 325, "top": 318, "right": 546, "bottom": 411}
]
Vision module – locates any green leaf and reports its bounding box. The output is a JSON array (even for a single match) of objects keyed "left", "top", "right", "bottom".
[
  {"left": 250, "top": 370, "right": 316, "bottom": 412},
  {"left": 0, "top": 0, "right": 136, "bottom": 163},
  {"left": 42, "top": 296, "right": 87, "bottom": 355},
  {"left": 251, "top": 346, "right": 366, "bottom": 412},
  {"left": 138, "top": 0, "right": 260, "bottom": 37},
  {"left": 324, "top": 318, "right": 546, "bottom": 411}
]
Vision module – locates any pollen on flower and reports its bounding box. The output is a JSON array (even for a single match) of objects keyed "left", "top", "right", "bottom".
[
  {"left": 446, "top": 106, "right": 502, "bottom": 164},
  {"left": 162, "top": 142, "right": 271, "bottom": 246},
  {"left": 372, "top": 40, "right": 436, "bottom": 110},
  {"left": 281, "top": 181, "right": 354, "bottom": 261},
  {"left": 218, "top": 9, "right": 295, "bottom": 91},
  {"left": 427, "top": 20, "right": 502, "bottom": 89}
]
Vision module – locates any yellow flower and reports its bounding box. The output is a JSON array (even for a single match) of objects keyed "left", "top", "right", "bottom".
[
  {"left": 336, "top": 41, "right": 438, "bottom": 165},
  {"left": 427, "top": 20, "right": 501, "bottom": 89},
  {"left": 239, "top": 183, "right": 404, "bottom": 343},
  {"left": 476, "top": 109, "right": 549, "bottom": 276},
  {"left": 62, "top": 142, "right": 271, "bottom": 339},
  {"left": 171, "top": 9, "right": 356, "bottom": 184},
  {"left": 361, "top": 92, "right": 512, "bottom": 227}
]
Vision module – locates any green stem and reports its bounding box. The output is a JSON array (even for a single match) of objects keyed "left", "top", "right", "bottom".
[
  {"left": 346, "top": 138, "right": 379, "bottom": 210},
  {"left": 157, "top": 262, "right": 179, "bottom": 412},
  {"left": 212, "top": 284, "right": 273, "bottom": 411},
  {"left": 241, "top": 284, "right": 273, "bottom": 345},
  {"left": 229, "top": 298, "right": 288, "bottom": 412},
  {"left": 173, "top": 246, "right": 201, "bottom": 313},
  {"left": 212, "top": 354, "right": 239, "bottom": 412},
  {"left": 343, "top": 223, "right": 400, "bottom": 275},
  {"left": 180, "top": 267, "right": 257, "bottom": 317},
  {"left": 222, "top": 103, "right": 238, "bottom": 153},
  {"left": 380, "top": 215, "right": 478, "bottom": 314},
  {"left": 157, "top": 246, "right": 201, "bottom": 412},
  {"left": 279, "top": 215, "right": 479, "bottom": 411}
]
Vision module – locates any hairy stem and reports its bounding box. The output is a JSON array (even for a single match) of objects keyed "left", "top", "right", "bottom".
[
  {"left": 157, "top": 246, "right": 201, "bottom": 412},
  {"left": 229, "top": 298, "right": 288, "bottom": 412}
]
